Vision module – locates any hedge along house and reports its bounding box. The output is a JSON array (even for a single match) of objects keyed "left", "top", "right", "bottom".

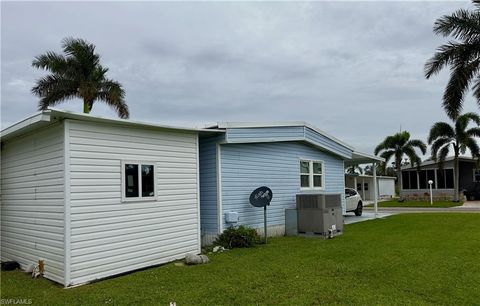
[
  {"left": 0, "top": 109, "right": 221, "bottom": 287},
  {"left": 199, "top": 122, "right": 383, "bottom": 245}
]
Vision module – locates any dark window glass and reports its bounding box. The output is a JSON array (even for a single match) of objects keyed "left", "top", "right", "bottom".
[
  {"left": 364, "top": 183, "right": 369, "bottom": 191},
  {"left": 142, "top": 165, "right": 155, "bottom": 197},
  {"left": 300, "top": 161, "right": 309, "bottom": 174},
  {"left": 409, "top": 171, "right": 418, "bottom": 189},
  {"left": 402, "top": 171, "right": 410, "bottom": 189},
  {"left": 313, "top": 175, "right": 322, "bottom": 187},
  {"left": 445, "top": 169, "right": 454, "bottom": 189},
  {"left": 419, "top": 170, "right": 427, "bottom": 189},
  {"left": 427, "top": 170, "right": 435, "bottom": 188},
  {"left": 437, "top": 170, "right": 445, "bottom": 189},
  {"left": 125, "top": 164, "right": 139, "bottom": 198},
  {"left": 475, "top": 170, "right": 480, "bottom": 182},
  {"left": 312, "top": 162, "right": 322, "bottom": 174},
  {"left": 356, "top": 183, "right": 362, "bottom": 191},
  {"left": 301, "top": 175, "right": 309, "bottom": 187}
]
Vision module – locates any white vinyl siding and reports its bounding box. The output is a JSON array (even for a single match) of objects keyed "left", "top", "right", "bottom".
[
  {"left": 0, "top": 123, "right": 65, "bottom": 284},
  {"left": 67, "top": 120, "right": 199, "bottom": 285}
]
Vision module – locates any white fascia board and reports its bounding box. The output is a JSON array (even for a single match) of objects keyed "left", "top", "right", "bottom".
[
  {"left": 48, "top": 108, "right": 225, "bottom": 133},
  {"left": 0, "top": 111, "right": 52, "bottom": 140},
  {"left": 349, "top": 151, "right": 385, "bottom": 163}
]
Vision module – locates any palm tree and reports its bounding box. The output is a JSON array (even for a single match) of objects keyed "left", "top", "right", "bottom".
[
  {"left": 346, "top": 164, "right": 363, "bottom": 175},
  {"left": 374, "top": 131, "right": 427, "bottom": 187},
  {"left": 425, "top": 1, "right": 480, "bottom": 119},
  {"left": 428, "top": 112, "right": 480, "bottom": 201},
  {"left": 31, "top": 37, "right": 129, "bottom": 118}
]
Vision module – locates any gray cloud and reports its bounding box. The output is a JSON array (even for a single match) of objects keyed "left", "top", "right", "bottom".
[{"left": 2, "top": 1, "right": 478, "bottom": 157}]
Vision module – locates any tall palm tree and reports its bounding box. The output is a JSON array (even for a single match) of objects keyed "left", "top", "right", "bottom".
[
  {"left": 425, "top": 1, "right": 480, "bottom": 119},
  {"left": 428, "top": 112, "right": 480, "bottom": 201},
  {"left": 374, "top": 131, "right": 427, "bottom": 187},
  {"left": 31, "top": 37, "right": 129, "bottom": 118}
]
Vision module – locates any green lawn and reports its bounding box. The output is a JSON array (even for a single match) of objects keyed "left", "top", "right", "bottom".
[
  {"left": 1, "top": 214, "right": 479, "bottom": 305},
  {"left": 370, "top": 200, "right": 463, "bottom": 208}
]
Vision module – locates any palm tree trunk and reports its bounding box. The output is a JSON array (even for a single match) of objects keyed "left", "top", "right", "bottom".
[
  {"left": 396, "top": 157, "right": 402, "bottom": 196},
  {"left": 454, "top": 154, "right": 460, "bottom": 202},
  {"left": 83, "top": 99, "right": 94, "bottom": 114},
  {"left": 83, "top": 100, "right": 90, "bottom": 114}
]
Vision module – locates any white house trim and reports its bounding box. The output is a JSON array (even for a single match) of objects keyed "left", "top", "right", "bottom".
[
  {"left": 196, "top": 135, "right": 201, "bottom": 253},
  {"left": 63, "top": 120, "right": 72, "bottom": 287}
]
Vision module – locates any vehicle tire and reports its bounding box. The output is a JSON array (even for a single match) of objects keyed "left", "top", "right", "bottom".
[{"left": 354, "top": 202, "right": 363, "bottom": 216}]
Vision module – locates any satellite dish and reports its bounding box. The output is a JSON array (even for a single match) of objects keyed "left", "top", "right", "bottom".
[{"left": 249, "top": 186, "right": 273, "bottom": 207}]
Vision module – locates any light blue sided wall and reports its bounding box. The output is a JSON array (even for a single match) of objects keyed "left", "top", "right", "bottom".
[
  {"left": 226, "top": 126, "right": 352, "bottom": 159},
  {"left": 199, "top": 134, "right": 224, "bottom": 235},
  {"left": 220, "top": 141, "right": 346, "bottom": 231}
]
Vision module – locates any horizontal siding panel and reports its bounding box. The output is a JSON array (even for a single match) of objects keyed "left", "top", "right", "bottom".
[
  {"left": 70, "top": 238, "right": 198, "bottom": 276},
  {"left": 220, "top": 142, "right": 345, "bottom": 229},
  {"left": 71, "top": 226, "right": 197, "bottom": 260},
  {"left": 71, "top": 216, "right": 198, "bottom": 238},
  {"left": 71, "top": 232, "right": 197, "bottom": 269},
  {"left": 71, "top": 206, "right": 197, "bottom": 223},
  {"left": 199, "top": 135, "right": 222, "bottom": 235},
  {"left": 226, "top": 127, "right": 304, "bottom": 142},
  {"left": 305, "top": 127, "right": 352, "bottom": 159},
  {"left": 69, "top": 243, "right": 197, "bottom": 284},
  {"left": 67, "top": 120, "right": 200, "bottom": 285}
]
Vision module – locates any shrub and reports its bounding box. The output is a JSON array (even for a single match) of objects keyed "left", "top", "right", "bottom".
[{"left": 214, "top": 225, "right": 261, "bottom": 249}]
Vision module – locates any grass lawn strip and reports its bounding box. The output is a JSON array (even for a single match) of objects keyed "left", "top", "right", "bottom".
[{"left": 1, "top": 213, "right": 479, "bottom": 305}]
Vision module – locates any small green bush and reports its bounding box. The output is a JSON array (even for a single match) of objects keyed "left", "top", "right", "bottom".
[{"left": 214, "top": 225, "right": 261, "bottom": 249}]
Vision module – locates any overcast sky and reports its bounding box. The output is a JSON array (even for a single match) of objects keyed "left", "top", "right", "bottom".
[{"left": 2, "top": 1, "right": 479, "bottom": 155}]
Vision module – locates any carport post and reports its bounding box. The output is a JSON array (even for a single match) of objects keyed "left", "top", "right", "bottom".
[{"left": 373, "top": 162, "right": 378, "bottom": 218}]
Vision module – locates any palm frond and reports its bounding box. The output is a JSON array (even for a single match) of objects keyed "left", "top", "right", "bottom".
[
  {"left": 466, "top": 127, "right": 480, "bottom": 137},
  {"left": 466, "top": 137, "right": 480, "bottom": 156},
  {"left": 95, "top": 80, "right": 129, "bottom": 118},
  {"left": 379, "top": 150, "right": 396, "bottom": 165},
  {"left": 430, "top": 137, "right": 452, "bottom": 158},
  {"left": 437, "top": 145, "right": 451, "bottom": 170},
  {"left": 433, "top": 8, "right": 480, "bottom": 41},
  {"left": 424, "top": 42, "right": 480, "bottom": 79},
  {"left": 442, "top": 57, "right": 480, "bottom": 119},
  {"left": 32, "top": 52, "right": 67, "bottom": 73},
  {"left": 403, "top": 146, "right": 423, "bottom": 169},
  {"left": 428, "top": 122, "right": 455, "bottom": 143},
  {"left": 406, "top": 139, "right": 427, "bottom": 155}
]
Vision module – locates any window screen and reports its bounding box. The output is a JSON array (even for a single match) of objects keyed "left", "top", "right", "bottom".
[
  {"left": 419, "top": 170, "right": 427, "bottom": 189},
  {"left": 402, "top": 171, "right": 410, "bottom": 189},
  {"left": 437, "top": 169, "right": 445, "bottom": 189},
  {"left": 445, "top": 169, "right": 454, "bottom": 189},
  {"left": 409, "top": 171, "right": 418, "bottom": 189}
]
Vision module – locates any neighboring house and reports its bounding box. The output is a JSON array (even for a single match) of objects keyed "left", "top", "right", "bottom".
[
  {"left": 199, "top": 122, "right": 382, "bottom": 245},
  {"left": 0, "top": 109, "right": 220, "bottom": 287},
  {"left": 400, "top": 157, "right": 480, "bottom": 198},
  {"left": 345, "top": 174, "right": 396, "bottom": 201}
]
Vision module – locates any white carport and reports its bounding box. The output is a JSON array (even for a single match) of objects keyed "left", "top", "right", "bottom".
[{"left": 345, "top": 151, "right": 384, "bottom": 218}]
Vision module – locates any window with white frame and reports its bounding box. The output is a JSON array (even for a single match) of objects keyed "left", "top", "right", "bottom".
[
  {"left": 300, "top": 160, "right": 324, "bottom": 189},
  {"left": 122, "top": 162, "right": 156, "bottom": 201}
]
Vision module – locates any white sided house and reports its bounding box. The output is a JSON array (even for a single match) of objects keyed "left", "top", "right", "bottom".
[{"left": 0, "top": 109, "right": 218, "bottom": 287}]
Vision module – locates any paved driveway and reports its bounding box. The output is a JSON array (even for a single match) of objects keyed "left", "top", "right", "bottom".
[
  {"left": 344, "top": 212, "right": 397, "bottom": 225},
  {"left": 456, "top": 200, "right": 480, "bottom": 208}
]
